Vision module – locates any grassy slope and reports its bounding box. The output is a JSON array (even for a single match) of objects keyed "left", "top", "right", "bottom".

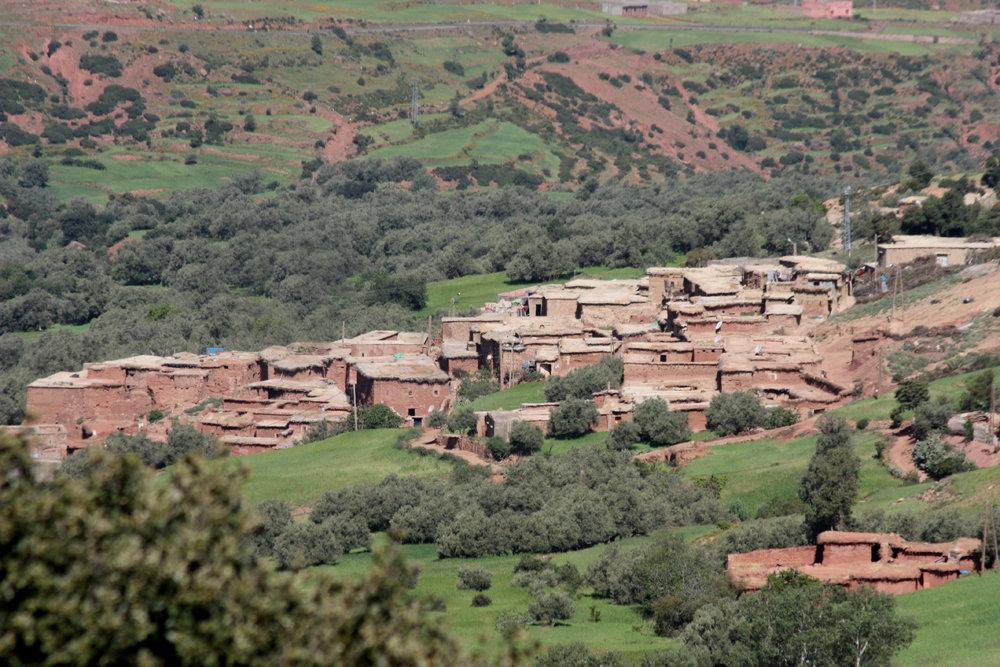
[
  {"left": 469, "top": 382, "right": 547, "bottom": 411},
  {"left": 221, "top": 429, "right": 453, "bottom": 506},
  {"left": 330, "top": 534, "right": 676, "bottom": 662},
  {"left": 420, "top": 266, "right": 646, "bottom": 315},
  {"left": 896, "top": 570, "right": 1000, "bottom": 667}
]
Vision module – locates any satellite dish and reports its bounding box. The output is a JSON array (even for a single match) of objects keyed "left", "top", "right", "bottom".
[
  {"left": 715, "top": 321, "right": 723, "bottom": 331},
  {"left": 428, "top": 405, "right": 434, "bottom": 413},
  {"left": 714, "top": 335, "right": 722, "bottom": 344},
  {"left": 486, "top": 354, "right": 493, "bottom": 360},
  {"left": 754, "top": 344, "right": 762, "bottom": 356}
]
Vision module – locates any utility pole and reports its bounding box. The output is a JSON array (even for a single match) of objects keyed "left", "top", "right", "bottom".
[
  {"left": 426, "top": 315, "right": 432, "bottom": 356},
  {"left": 991, "top": 382, "right": 996, "bottom": 453},
  {"left": 842, "top": 186, "right": 852, "bottom": 256},
  {"left": 351, "top": 382, "right": 359, "bottom": 431},
  {"left": 410, "top": 78, "right": 419, "bottom": 125}
]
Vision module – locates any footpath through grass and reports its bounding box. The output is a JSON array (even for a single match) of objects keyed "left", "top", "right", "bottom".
[{"left": 221, "top": 429, "right": 453, "bottom": 506}]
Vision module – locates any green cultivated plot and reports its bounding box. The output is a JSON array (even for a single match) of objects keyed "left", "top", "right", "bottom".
[
  {"left": 610, "top": 27, "right": 966, "bottom": 56},
  {"left": 469, "top": 382, "right": 547, "bottom": 412},
  {"left": 896, "top": 570, "right": 1000, "bottom": 666},
  {"left": 222, "top": 429, "right": 453, "bottom": 506},
  {"left": 367, "top": 119, "right": 560, "bottom": 175},
  {"left": 329, "top": 534, "right": 677, "bottom": 661},
  {"left": 422, "top": 266, "right": 648, "bottom": 316}
]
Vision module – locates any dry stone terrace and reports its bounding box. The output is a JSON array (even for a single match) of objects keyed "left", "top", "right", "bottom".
[{"left": 24, "top": 256, "right": 855, "bottom": 459}]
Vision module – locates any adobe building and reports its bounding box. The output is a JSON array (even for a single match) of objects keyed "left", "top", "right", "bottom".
[
  {"left": 796, "top": 0, "right": 852, "bottom": 18},
  {"left": 354, "top": 355, "right": 452, "bottom": 426},
  {"left": 727, "top": 531, "right": 980, "bottom": 595},
  {"left": 601, "top": 0, "right": 687, "bottom": 16},
  {"left": 877, "top": 235, "right": 1000, "bottom": 268}
]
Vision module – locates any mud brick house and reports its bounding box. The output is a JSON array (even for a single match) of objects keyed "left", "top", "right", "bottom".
[
  {"left": 727, "top": 531, "right": 980, "bottom": 595},
  {"left": 877, "top": 235, "right": 1000, "bottom": 268},
  {"left": 0, "top": 424, "right": 67, "bottom": 461},
  {"left": 439, "top": 341, "right": 480, "bottom": 376},
  {"left": 354, "top": 356, "right": 451, "bottom": 426}
]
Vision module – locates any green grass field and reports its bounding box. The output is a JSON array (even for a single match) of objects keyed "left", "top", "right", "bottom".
[
  {"left": 610, "top": 26, "right": 966, "bottom": 56},
  {"left": 679, "top": 430, "right": 906, "bottom": 517},
  {"left": 896, "top": 570, "right": 1000, "bottom": 666},
  {"left": 328, "top": 532, "right": 677, "bottom": 662},
  {"left": 469, "top": 382, "right": 547, "bottom": 411},
  {"left": 220, "top": 429, "right": 454, "bottom": 506},
  {"left": 366, "top": 119, "right": 561, "bottom": 176},
  {"left": 421, "top": 266, "right": 649, "bottom": 316}
]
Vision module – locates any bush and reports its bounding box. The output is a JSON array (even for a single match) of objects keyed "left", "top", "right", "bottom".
[
  {"left": 456, "top": 565, "right": 493, "bottom": 591},
  {"left": 442, "top": 60, "right": 465, "bottom": 76},
  {"left": 705, "top": 391, "right": 766, "bottom": 436},
  {"left": 633, "top": 397, "right": 691, "bottom": 446},
  {"left": 427, "top": 410, "right": 447, "bottom": 428},
  {"left": 529, "top": 590, "right": 575, "bottom": 625},
  {"left": 855, "top": 418, "right": 869, "bottom": 430},
  {"left": 458, "top": 369, "right": 499, "bottom": 402},
  {"left": 508, "top": 420, "right": 543, "bottom": 456},
  {"left": 247, "top": 499, "right": 293, "bottom": 557},
  {"left": 547, "top": 398, "right": 598, "bottom": 438},
  {"left": 486, "top": 436, "right": 511, "bottom": 460},
  {"left": 471, "top": 593, "right": 492, "bottom": 607},
  {"left": 273, "top": 521, "right": 342, "bottom": 570},
  {"left": 764, "top": 407, "right": 799, "bottom": 430},
  {"left": 495, "top": 610, "right": 532, "bottom": 639},
  {"left": 79, "top": 54, "right": 123, "bottom": 77},
  {"left": 912, "top": 434, "right": 975, "bottom": 480},
  {"left": 447, "top": 404, "right": 477, "bottom": 436},
  {"left": 545, "top": 355, "right": 623, "bottom": 402},
  {"left": 606, "top": 420, "right": 641, "bottom": 451}
]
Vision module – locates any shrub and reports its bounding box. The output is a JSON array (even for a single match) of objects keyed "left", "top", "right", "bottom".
[
  {"left": 273, "top": 521, "right": 342, "bottom": 570},
  {"left": 706, "top": 391, "right": 765, "bottom": 436},
  {"left": 508, "top": 420, "right": 544, "bottom": 456},
  {"left": 458, "top": 369, "right": 499, "bottom": 402},
  {"left": 442, "top": 61, "right": 464, "bottom": 76},
  {"left": 247, "top": 499, "right": 293, "bottom": 557},
  {"left": 456, "top": 565, "right": 493, "bottom": 591},
  {"left": 486, "top": 436, "right": 511, "bottom": 460},
  {"left": 79, "top": 54, "right": 123, "bottom": 77},
  {"left": 912, "top": 434, "right": 975, "bottom": 480},
  {"left": 529, "top": 590, "right": 575, "bottom": 625},
  {"left": 495, "top": 610, "right": 532, "bottom": 639},
  {"left": 471, "top": 593, "right": 492, "bottom": 607},
  {"left": 855, "top": 418, "right": 869, "bottom": 430},
  {"left": 426, "top": 410, "right": 447, "bottom": 428},
  {"left": 633, "top": 397, "right": 691, "bottom": 446},
  {"left": 606, "top": 420, "right": 640, "bottom": 451},
  {"left": 547, "top": 398, "right": 598, "bottom": 438},
  {"left": 447, "top": 404, "right": 477, "bottom": 436},
  {"left": 101, "top": 31, "right": 118, "bottom": 43},
  {"left": 764, "top": 407, "right": 798, "bottom": 430}
]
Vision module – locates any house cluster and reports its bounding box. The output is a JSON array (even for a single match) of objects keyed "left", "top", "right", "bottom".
[
  {"left": 23, "top": 256, "right": 852, "bottom": 461},
  {"left": 24, "top": 331, "right": 451, "bottom": 459},
  {"left": 727, "top": 530, "right": 980, "bottom": 594},
  {"left": 444, "top": 256, "right": 852, "bottom": 435}
]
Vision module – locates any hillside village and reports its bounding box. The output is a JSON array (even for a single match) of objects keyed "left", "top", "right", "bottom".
[
  {"left": 8, "top": 1, "right": 1000, "bottom": 663},
  {"left": 23, "top": 253, "right": 855, "bottom": 458}
]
